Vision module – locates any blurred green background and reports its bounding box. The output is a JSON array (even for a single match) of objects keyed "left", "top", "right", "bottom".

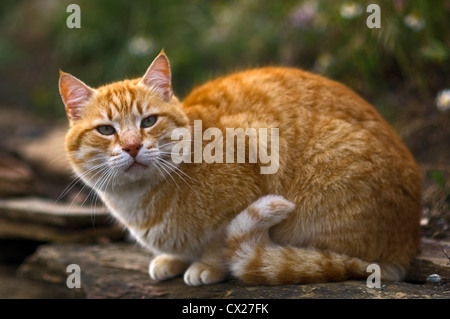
[{"left": 1, "top": 0, "right": 449, "bottom": 117}]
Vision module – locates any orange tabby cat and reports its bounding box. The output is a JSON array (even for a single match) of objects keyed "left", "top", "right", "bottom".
[{"left": 59, "top": 51, "right": 421, "bottom": 286}]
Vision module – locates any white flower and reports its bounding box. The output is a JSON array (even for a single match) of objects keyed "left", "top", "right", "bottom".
[
  {"left": 128, "top": 35, "right": 153, "bottom": 56},
  {"left": 436, "top": 89, "right": 450, "bottom": 112},
  {"left": 403, "top": 12, "right": 426, "bottom": 31},
  {"left": 340, "top": 2, "right": 363, "bottom": 19},
  {"left": 314, "top": 53, "right": 333, "bottom": 73},
  {"left": 290, "top": 1, "right": 318, "bottom": 28}
]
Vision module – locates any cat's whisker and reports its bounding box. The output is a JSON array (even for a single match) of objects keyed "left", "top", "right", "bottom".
[
  {"left": 86, "top": 167, "right": 114, "bottom": 226},
  {"left": 108, "top": 168, "right": 119, "bottom": 195},
  {"left": 157, "top": 158, "right": 200, "bottom": 198},
  {"left": 157, "top": 148, "right": 204, "bottom": 162},
  {"left": 158, "top": 139, "right": 205, "bottom": 151},
  {"left": 57, "top": 171, "right": 88, "bottom": 202},
  {"left": 151, "top": 161, "right": 169, "bottom": 185},
  {"left": 157, "top": 139, "right": 199, "bottom": 147},
  {"left": 157, "top": 157, "right": 197, "bottom": 182},
  {"left": 60, "top": 162, "right": 106, "bottom": 190},
  {"left": 86, "top": 166, "right": 120, "bottom": 223},
  {"left": 48, "top": 152, "right": 69, "bottom": 166},
  {"left": 104, "top": 167, "right": 119, "bottom": 194},
  {"left": 65, "top": 182, "right": 90, "bottom": 214},
  {"left": 158, "top": 140, "right": 206, "bottom": 147},
  {"left": 91, "top": 170, "right": 112, "bottom": 218},
  {"left": 88, "top": 166, "right": 119, "bottom": 224},
  {"left": 57, "top": 162, "right": 108, "bottom": 202},
  {"left": 65, "top": 164, "right": 110, "bottom": 213},
  {"left": 155, "top": 160, "right": 181, "bottom": 190},
  {"left": 157, "top": 141, "right": 183, "bottom": 148},
  {"left": 78, "top": 166, "right": 109, "bottom": 207},
  {"left": 157, "top": 149, "right": 203, "bottom": 156}
]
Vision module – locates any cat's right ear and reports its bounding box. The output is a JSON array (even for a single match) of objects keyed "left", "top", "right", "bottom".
[
  {"left": 139, "top": 51, "right": 173, "bottom": 102},
  {"left": 59, "top": 70, "right": 95, "bottom": 121}
]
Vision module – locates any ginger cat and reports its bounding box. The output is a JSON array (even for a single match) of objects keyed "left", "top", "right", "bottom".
[{"left": 59, "top": 51, "right": 421, "bottom": 286}]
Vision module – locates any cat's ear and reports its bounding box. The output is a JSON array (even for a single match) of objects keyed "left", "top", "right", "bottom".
[
  {"left": 139, "top": 50, "right": 173, "bottom": 102},
  {"left": 59, "top": 70, "right": 95, "bottom": 121}
]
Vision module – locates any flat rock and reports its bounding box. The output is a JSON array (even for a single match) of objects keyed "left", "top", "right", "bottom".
[
  {"left": 12, "top": 124, "right": 72, "bottom": 177},
  {"left": 0, "top": 152, "right": 37, "bottom": 197},
  {"left": 0, "top": 264, "right": 82, "bottom": 299},
  {"left": 0, "top": 197, "right": 124, "bottom": 243},
  {"left": 17, "top": 238, "right": 449, "bottom": 299},
  {"left": 408, "top": 238, "right": 450, "bottom": 282}
]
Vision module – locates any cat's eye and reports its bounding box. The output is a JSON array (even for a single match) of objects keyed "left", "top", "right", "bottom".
[
  {"left": 96, "top": 125, "right": 116, "bottom": 136},
  {"left": 141, "top": 115, "right": 157, "bottom": 128}
]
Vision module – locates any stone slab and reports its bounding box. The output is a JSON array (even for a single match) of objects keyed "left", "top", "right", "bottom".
[
  {"left": 0, "top": 197, "right": 124, "bottom": 242},
  {"left": 0, "top": 197, "right": 110, "bottom": 227},
  {"left": 17, "top": 238, "right": 449, "bottom": 299}
]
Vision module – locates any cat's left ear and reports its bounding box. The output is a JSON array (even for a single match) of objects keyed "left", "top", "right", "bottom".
[{"left": 139, "top": 50, "right": 173, "bottom": 102}]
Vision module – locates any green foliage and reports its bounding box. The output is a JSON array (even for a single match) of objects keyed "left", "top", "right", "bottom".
[
  {"left": 431, "top": 170, "right": 448, "bottom": 192},
  {"left": 0, "top": 0, "right": 449, "bottom": 116}
]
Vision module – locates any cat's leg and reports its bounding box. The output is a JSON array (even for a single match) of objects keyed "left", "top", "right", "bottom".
[
  {"left": 183, "top": 196, "right": 295, "bottom": 286},
  {"left": 183, "top": 229, "right": 229, "bottom": 286},
  {"left": 149, "top": 254, "right": 189, "bottom": 282}
]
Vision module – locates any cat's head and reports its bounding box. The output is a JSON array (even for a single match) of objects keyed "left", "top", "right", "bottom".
[{"left": 59, "top": 51, "right": 189, "bottom": 190}]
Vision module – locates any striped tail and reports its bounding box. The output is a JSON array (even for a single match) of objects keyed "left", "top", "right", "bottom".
[{"left": 226, "top": 195, "right": 372, "bottom": 285}]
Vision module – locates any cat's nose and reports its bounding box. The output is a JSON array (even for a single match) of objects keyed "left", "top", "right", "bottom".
[{"left": 122, "top": 142, "right": 143, "bottom": 158}]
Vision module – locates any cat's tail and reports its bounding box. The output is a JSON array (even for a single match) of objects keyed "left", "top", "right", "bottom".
[{"left": 226, "top": 195, "right": 402, "bottom": 285}]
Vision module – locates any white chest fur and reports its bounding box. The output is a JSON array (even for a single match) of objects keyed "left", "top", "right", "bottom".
[
  {"left": 99, "top": 184, "right": 149, "bottom": 227},
  {"left": 98, "top": 184, "right": 209, "bottom": 260}
]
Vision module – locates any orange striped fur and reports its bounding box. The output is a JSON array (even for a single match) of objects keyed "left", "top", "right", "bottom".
[{"left": 59, "top": 51, "right": 421, "bottom": 286}]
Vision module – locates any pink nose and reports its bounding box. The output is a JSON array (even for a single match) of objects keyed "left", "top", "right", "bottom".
[{"left": 122, "top": 142, "right": 142, "bottom": 158}]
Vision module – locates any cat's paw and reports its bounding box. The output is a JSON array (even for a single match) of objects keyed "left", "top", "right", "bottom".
[
  {"left": 149, "top": 254, "right": 188, "bottom": 282},
  {"left": 228, "top": 195, "right": 295, "bottom": 237},
  {"left": 183, "top": 261, "right": 228, "bottom": 286},
  {"left": 253, "top": 195, "right": 296, "bottom": 222}
]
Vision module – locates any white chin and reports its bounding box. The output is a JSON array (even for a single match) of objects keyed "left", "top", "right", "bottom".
[
  {"left": 117, "top": 163, "right": 161, "bottom": 185},
  {"left": 125, "top": 162, "right": 148, "bottom": 173},
  {"left": 122, "top": 164, "right": 149, "bottom": 179}
]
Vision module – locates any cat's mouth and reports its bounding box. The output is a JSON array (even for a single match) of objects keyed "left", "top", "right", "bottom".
[{"left": 125, "top": 160, "right": 148, "bottom": 172}]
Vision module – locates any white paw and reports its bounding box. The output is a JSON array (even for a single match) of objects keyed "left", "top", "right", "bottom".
[
  {"left": 149, "top": 254, "right": 187, "bottom": 282},
  {"left": 228, "top": 195, "right": 295, "bottom": 236},
  {"left": 254, "top": 195, "right": 295, "bottom": 222},
  {"left": 183, "top": 262, "right": 227, "bottom": 286}
]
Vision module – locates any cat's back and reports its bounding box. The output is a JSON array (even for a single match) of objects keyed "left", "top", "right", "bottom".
[
  {"left": 181, "top": 66, "right": 420, "bottom": 203},
  {"left": 181, "top": 66, "right": 415, "bottom": 169},
  {"left": 182, "top": 67, "right": 384, "bottom": 128}
]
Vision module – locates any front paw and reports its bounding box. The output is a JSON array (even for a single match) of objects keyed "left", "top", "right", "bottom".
[
  {"left": 149, "top": 254, "right": 188, "bottom": 282},
  {"left": 183, "top": 261, "right": 228, "bottom": 286}
]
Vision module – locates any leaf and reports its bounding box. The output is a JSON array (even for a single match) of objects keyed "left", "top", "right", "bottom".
[{"left": 431, "top": 169, "right": 446, "bottom": 190}]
